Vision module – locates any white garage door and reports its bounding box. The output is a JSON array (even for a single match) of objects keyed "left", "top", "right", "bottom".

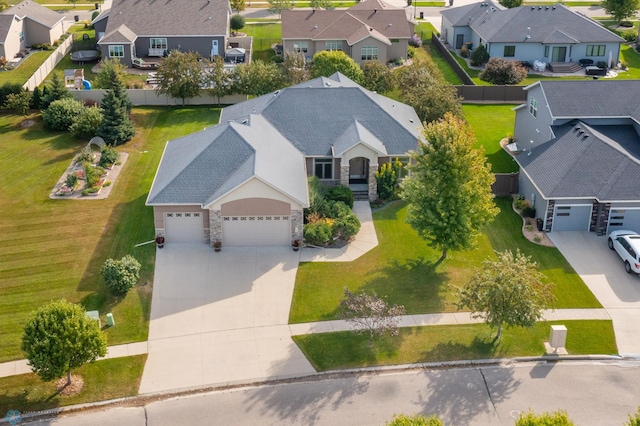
[
  {"left": 607, "top": 208, "right": 640, "bottom": 234},
  {"left": 552, "top": 205, "right": 591, "bottom": 231},
  {"left": 165, "top": 212, "right": 203, "bottom": 243},
  {"left": 222, "top": 215, "right": 290, "bottom": 246}
]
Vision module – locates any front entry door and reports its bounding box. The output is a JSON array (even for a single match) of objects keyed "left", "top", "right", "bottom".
[
  {"left": 552, "top": 46, "right": 566, "bottom": 62},
  {"left": 456, "top": 34, "right": 464, "bottom": 49}
]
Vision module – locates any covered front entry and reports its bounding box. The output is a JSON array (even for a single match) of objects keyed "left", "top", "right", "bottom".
[
  {"left": 607, "top": 208, "right": 640, "bottom": 234},
  {"left": 552, "top": 204, "right": 591, "bottom": 231},
  {"left": 349, "top": 157, "right": 370, "bottom": 183},
  {"left": 165, "top": 212, "right": 203, "bottom": 243},
  {"left": 222, "top": 215, "right": 290, "bottom": 246}
]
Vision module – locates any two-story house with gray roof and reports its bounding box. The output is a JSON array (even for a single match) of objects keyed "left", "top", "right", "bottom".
[
  {"left": 282, "top": 0, "right": 414, "bottom": 65},
  {"left": 92, "top": 0, "right": 230, "bottom": 68},
  {"left": 513, "top": 80, "right": 640, "bottom": 234},
  {"left": 0, "top": 1, "right": 65, "bottom": 62},
  {"left": 146, "top": 73, "right": 422, "bottom": 246},
  {"left": 441, "top": 1, "right": 623, "bottom": 69}
]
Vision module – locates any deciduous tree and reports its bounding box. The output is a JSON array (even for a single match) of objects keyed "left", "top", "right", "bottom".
[
  {"left": 479, "top": 57, "right": 528, "bottom": 85},
  {"left": 156, "top": 50, "right": 205, "bottom": 105},
  {"left": 310, "top": 0, "right": 333, "bottom": 9},
  {"left": 101, "top": 255, "right": 141, "bottom": 296},
  {"left": 499, "top": 0, "right": 523, "bottom": 7},
  {"left": 267, "top": 0, "right": 292, "bottom": 17},
  {"left": 42, "top": 98, "right": 85, "bottom": 130},
  {"left": 21, "top": 300, "right": 107, "bottom": 386},
  {"left": 601, "top": 0, "right": 640, "bottom": 24},
  {"left": 205, "top": 56, "right": 233, "bottom": 105},
  {"left": 5, "top": 90, "right": 32, "bottom": 118},
  {"left": 361, "top": 60, "right": 394, "bottom": 94},
  {"left": 70, "top": 106, "right": 103, "bottom": 139},
  {"left": 230, "top": 14, "right": 246, "bottom": 34},
  {"left": 386, "top": 414, "right": 444, "bottom": 426},
  {"left": 311, "top": 50, "right": 364, "bottom": 83},
  {"left": 282, "top": 51, "right": 310, "bottom": 85},
  {"left": 458, "top": 250, "right": 555, "bottom": 339},
  {"left": 626, "top": 406, "right": 640, "bottom": 426},
  {"left": 230, "top": 0, "right": 246, "bottom": 13},
  {"left": 515, "top": 410, "right": 575, "bottom": 426},
  {"left": 232, "top": 60, "right": 285, "bottom": 96},
  {"left": 401, "top": 113, "right": 497, "bottom": 261},
  {"left": 340, "top": 288, "right": 405, "bottom": 348}
]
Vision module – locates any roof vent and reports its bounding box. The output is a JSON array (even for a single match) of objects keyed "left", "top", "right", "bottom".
[
  {"left": 313, "top": 25, "right": 318, "bottom": 29},
  {"left": 241, "top": 118, "right": 248, "bottom": 124},
  {"left": 370, "top": 27, "right": 373, "bottom": 31},
  {"left": 552, "top": 5, "right": 556, "bottom": 9},
  {"left": 545, "top": 5, "right": 549, "bottom": 9},
  {"left": 583, "top": 134, "right": 589, "bottom": 139},
  {"left": 538, "top": 6, "right": 541, "bottom": 9},
  {"left": 252, "top": 107, "right": 256, "bottom": 113},
  {"left": 274, "top": 90, "right": 280, "bottom": 96},
  {"left": 578, "top": 129, "right": 584, "bottom": 134},
  {"left": 374, "top": 8, "right": 377, "bottom": 12},
  {"left": 531, "top": 6, "right": 534, "bottom": 9}
]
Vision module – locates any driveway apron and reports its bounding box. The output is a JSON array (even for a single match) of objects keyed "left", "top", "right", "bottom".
[
  {"left": 549, "top": 231, "right": 640, "bottom": 357},
  {"left": 139, "top": 245, "right": 315, "bottom": 394}
]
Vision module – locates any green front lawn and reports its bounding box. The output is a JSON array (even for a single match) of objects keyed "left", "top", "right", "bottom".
[
  {"left": 289, "top": 198, "right": 600, "bottom": 324},
  {"left": 293, "top": 320, "right": 617, "bottom": 371},
  {"left": 0, "top": 106, "right": 220, "bottom": 362},
  {"left": 0, "top": 355, "right": 146, "bottom": 413},
  {"left": 463, "top": 104, "right": 518, "bottom": 173}
]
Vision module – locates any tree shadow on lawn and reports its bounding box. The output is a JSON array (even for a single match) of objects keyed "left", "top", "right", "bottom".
[{"left": 337, "top": 256, "right": 450, "bottom": 317}]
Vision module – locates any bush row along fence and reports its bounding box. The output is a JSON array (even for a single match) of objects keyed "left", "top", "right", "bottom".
[
  {"left": 492, "top": 173, "right": 519, "bottom": 196},
  {"left": 71, "top": 89, "right": 248, "bottom": 106},
  {"left": 23, "top": 37, "right": 73, "bottom": 91}
]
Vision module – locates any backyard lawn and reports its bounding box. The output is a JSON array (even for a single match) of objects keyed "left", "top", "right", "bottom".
[
  {"left": 289, "top": 198, "right": 601, "bottom": 324},
  {"left": 0, "top": 106, "right": 220, "bottom": 362},
  {"left": 0, "top": 51, "right": 54, "bottom": 86},
  {"left": 463, "top": 104, "right": 518, "bottom": 173},
  {"left": 294, "top": 320, "right": 617, "bottom": 371},
  {"left": 243, "top": 24, "right": 282, "bottom": 62}
]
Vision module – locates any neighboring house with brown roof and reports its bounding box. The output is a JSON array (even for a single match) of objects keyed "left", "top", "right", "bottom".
[
  {"left": 92, "top": 0, "right": 230, "bottom": 68},
  {"left": 0, "top": 1, "right": 65, "bottom": 62},
  {"left": 281, "top": 0, "right": 413, "bottom": 65}
]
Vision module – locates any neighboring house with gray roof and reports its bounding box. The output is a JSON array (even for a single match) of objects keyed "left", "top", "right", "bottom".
[
  {"left": 513, "top": 80, "right": 640, "bottom": 234},
  {"left": 92, "top": 0, "right": 230, "bottom": 68},
  {"left": 146, "top": 73, "right": 422, "bottom": 246},
  {"left": 441, "top": 1, "right": 623, "bottom": 67},
  {"left": 0, "top": 1, "right": 65, "bottom": 62},
  {"left": 281, "top": 0, "right": 414, "bottom": 64}
]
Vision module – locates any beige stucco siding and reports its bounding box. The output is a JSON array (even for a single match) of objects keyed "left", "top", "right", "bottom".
[
  {"left": 221, "top": 198, "right": 290, "bottom": 215},
  {"left": 283, "top": 39, "right": 316, "bottom": 57},
  {"left": 153, "top": 205, "right": 208, "bottom": 229},
  {"left": 341, "top": 143, "right": 380, "bottom": 164},
  {"left": 2, "top": 19, "right": 22, "bottom": 60},
  {"left": 24, "top": 19, "right": 63, "bottom": 45},
  {"left": 209, "top": 178, "right": 304, "bottom": 211},
  {"left": 387, "top": 39, "right": 409, "bottom": 61},
  {"left": 351, "top": 38, "right": 388, "bottom": 65}
]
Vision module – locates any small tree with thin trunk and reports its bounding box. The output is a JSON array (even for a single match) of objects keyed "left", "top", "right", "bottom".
[
  {"left": 282, "top": 51, "right": 310, "bottom": 85},
  {"left": 310, "top": 0, "right": 333, "bottom": 9},
  {"left": 22, "top": 300, "right": 107, "bottom": 387},
  {"left": 230, "top": 0, "right": 246, "bottom": 13},
  {"left": 230, "top": 14, "right": 245, "bottom": 34},
  {"left": 5, "top": 91, "right": 32, "bottom": 118},
  {"left": 205, "top": 56, "right": 233, "bottom": 105},
  {"left": 156, "top": 50, "right": 205, "bottom": 105},
  {"left": 601, "top": 0, "right": 639, "bottom": 24},
  {"left": 340, "top": 288, "right": 405, "bottom": 348},
  {"left": 267, "top": 0, "right": 292, "bottom": 17},
  {"left": 458, "top": 249, "right": 555, "bottom": 340}
]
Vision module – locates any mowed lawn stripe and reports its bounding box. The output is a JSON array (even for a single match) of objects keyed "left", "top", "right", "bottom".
[{"left": 0, "top": 107, "right": 220, "bottom": 362}]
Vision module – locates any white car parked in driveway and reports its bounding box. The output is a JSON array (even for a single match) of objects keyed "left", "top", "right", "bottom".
[{"left": 608, "top": 230, "right": 640, "bottom": 274}]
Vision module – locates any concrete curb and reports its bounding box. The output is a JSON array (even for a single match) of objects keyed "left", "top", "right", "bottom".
[{"left": 2, "top": 354, "right": 629, "bottom": 424}]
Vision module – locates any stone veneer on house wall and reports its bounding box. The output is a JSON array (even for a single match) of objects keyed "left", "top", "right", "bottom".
[
  {"left": 340, "top": 165, "right": 350, "bottom": 187},
  {"left": 368, "top": 165, "right": 378, "bottom": 201},
  {"left": 210, "top": 209, "right": 222, "bottom": 245}
]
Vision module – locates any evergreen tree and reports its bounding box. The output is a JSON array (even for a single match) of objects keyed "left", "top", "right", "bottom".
[
  {"left": 41, "top": 72, "right": 73, "bottom": 109},
  {"left": 96, "top": 66, "right": 135, "bottom": 146},
  {"left": 31, "top": 86, "right": 41, "bottom": 109}
]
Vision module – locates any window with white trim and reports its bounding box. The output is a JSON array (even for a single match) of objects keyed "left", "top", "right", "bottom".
[
  {"left": 361, "top": 46, "right": 378, "bottom": 61},
  {"left": 108, "top": 45, "right": 124, "bottom": 58},
  {"left": 150, "top": 38, "right": 167, "bottom": 50},
  {"left": 325, "top": 40, "right": 342, "bottom": 51},
  {"left": 19, "top": 31, "right": 24, "bottom": 42},
  {"left": 293, "top": 41, "right": 308, "bottom": 53},
  {"left": 314, "top": 158, "right": 333, "bottom": 180},
  {"left": 586, "top": 45, "right": 605, "bottom": 57},
  {"left": 529, "top": 97, "right": 537, "bottom": 118}
]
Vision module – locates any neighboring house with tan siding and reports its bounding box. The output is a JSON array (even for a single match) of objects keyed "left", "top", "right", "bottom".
[
  {"left": 0, "top": 2, "right": 65, "bottom": 62},
  {"left": 92, "top": 0, "right": 230, "bottom": 68},
  {"left": 146, "top": 73, "right": 423, "bottom": 246},
  {"left": 281, "top": 0, "right": 413, "bottom": 65}
]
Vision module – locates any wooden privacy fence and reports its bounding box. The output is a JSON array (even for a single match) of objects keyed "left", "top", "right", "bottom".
[
  {"left": 22, "top": 37, "right": 73, "bottom": 91},
  {"left": 455, "top": 85, "right": 527, "bottom": 103},
  {"left": 431, "top": 33, "right": 474, "bottom": 86}
]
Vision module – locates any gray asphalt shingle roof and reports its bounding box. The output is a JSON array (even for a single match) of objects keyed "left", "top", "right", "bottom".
[
  {"left": 1, "top": 1, "right": 64, "bottom": 28},
  {"left": 222, "top": 73, "right": 421, "bottom": 156},
  {"left": 103, "top": 0, "right": 229, "bottom": 38},
  {"left": 443, "top": 1, "right": 622, "bottom": 44},
  {"left": 517, "top": 122, "right": 640, "bottom": 201},
  {"left": 538, "top": 81, "right": 640, "bottom": 121}
]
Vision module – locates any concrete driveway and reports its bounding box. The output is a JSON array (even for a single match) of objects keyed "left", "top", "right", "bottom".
[
  {"left": 549, "top": 232, "right": 640, "bottom": 357},
  {"left": 139, "top": 245, "right": 315, "bottom": 394}
]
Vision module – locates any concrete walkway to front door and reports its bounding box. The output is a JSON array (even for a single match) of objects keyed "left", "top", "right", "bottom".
[{"left": 138, "top": 245, "right": 315, "bottom": 394}]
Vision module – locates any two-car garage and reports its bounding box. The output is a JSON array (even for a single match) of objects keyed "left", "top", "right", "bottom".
[{"left": 550, "top": 204, "right": 640, "bottom": 234}]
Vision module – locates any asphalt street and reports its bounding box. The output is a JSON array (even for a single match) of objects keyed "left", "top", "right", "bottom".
[{"left": 26, "top": 361, "right": 640, "bottom": 425}]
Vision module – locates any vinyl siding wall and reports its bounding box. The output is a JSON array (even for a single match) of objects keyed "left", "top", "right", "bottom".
[{"left": 514, "top": 84, "right": 553, "bottom": 150}]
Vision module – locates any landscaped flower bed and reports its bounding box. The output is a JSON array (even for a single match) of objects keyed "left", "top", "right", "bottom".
[{"left": 54, "top": 145, "right": 119, "bottom": 197}]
